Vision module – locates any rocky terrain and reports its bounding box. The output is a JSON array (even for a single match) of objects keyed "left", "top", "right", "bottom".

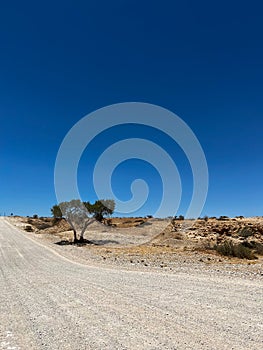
[{"left": 6, "top": 215, "right": 263, "bottom": 279}]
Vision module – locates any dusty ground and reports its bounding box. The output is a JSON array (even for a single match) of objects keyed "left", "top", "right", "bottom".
[
  {"left": 1, "top": 217, "right": 262, "bottom": 350},
  {"left": 6, "top": 216, "right": 263, "bottom": 278}
]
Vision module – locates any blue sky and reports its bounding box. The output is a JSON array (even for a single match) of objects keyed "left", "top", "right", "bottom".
[{"left": 1, "top": 0, "right": 263, "bottom": 217}]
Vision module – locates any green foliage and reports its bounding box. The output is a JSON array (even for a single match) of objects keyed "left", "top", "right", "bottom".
[
  {"left": 83, "top": 199, "right": 115, "bottom": 222},
  {"left": 83, "top": 201, "right": 93, "bottom": 214},
  {"left": 51, "top": 205, "right": 62, "bottom": 218},
  {"left": 215, "top": 241, "right": 256, "bottom": 260},
  {"left": 52, "top": 199, "right": 115, "bottom": 222}
]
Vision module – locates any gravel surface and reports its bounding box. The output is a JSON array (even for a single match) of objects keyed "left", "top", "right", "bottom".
[{"left": 0, "top": 217, "right": 262, "bottom": 349}]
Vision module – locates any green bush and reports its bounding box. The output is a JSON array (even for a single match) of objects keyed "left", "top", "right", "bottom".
[{"left": 215, "top": 241, "right": 257, "bottom": 260}]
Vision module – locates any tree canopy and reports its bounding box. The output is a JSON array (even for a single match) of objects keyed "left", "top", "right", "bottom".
[
  {"left": 51, "top": 199, "right": 115, "bottom": 243},
  {"left": 83, "top": 199, "right": 115, "bottom": 222},
  {"left": 51, "top": 205, "right": 62, "bottom": 219}
]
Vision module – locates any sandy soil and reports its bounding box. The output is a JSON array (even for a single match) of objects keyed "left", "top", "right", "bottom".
[{"left": 1, "top": 217, "right": 263, "bottom": 350}]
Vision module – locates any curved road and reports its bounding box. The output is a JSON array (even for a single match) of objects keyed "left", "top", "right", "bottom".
[{"left": 0, "top": 218, "right": 262, "bottom": 349}]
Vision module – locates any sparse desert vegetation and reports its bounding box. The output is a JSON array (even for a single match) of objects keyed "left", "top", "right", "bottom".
[{"left": 7, "top": 215, "right": 263, "bottom": 275}]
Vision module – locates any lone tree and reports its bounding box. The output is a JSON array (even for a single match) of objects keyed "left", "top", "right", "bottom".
[
  {"left": 51, "top": 199, "right": 115, "bottom": 243},
  {"left": 58, "top": 199, "right": 95, "bottom": 243}
]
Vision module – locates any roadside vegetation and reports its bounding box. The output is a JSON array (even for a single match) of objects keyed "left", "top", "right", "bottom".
[{"left": 214, "top": 241, "right": 257, "bottom": 260}]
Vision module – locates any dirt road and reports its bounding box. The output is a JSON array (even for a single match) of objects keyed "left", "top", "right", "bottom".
[{"left": 0, "top": 218, "right": 262, "bottom": 349}]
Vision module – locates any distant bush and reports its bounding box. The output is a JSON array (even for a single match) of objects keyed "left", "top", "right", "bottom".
[
  {"left": 215, "top": 241, "right": 256, "bottom": 260},
  {"left": 25, "top": 225, "right": 33, "bottom": 232},
  {"left": 218, "top": 216, "right": 229, "bottom": 221},
  {"left": 33, "top": 214, "right": 38, "bottom": 219},
  {"left": 238, "top": 227, "right": 254, "bottom": 238}
]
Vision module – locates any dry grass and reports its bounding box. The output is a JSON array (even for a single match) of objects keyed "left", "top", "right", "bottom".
[{"left": 215, "top": 241, "right": 257, "bottom": 260}]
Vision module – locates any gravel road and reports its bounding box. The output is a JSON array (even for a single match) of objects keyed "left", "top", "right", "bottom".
[{"left": 0, "top": 217, "right": 262, "bottom": 350}]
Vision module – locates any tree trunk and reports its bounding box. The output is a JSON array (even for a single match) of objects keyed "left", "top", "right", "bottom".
[
  {"left": 79, "top": 218, "right": 95, "bottom": 243},
  {"left": 79, "top": 226, "right": 87, "bottom": 242},
  {"left": 73, "top": 229, "right": 77, "bottom": 243}
]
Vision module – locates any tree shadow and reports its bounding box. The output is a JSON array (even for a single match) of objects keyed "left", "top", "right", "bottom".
[
  {"left": 55, "top": 239, "right": 119, "bottom": 246},
  {"left": 91, "top": 239, "right": 120, "bottom": 246},
  {"left": 55, "top": 239, "right": 95, "bottom": 246}
]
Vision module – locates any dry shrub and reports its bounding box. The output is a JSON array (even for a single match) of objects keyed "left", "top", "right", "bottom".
[
  {"left": 215, "top": 241, "right": 257, "bottom": 260},
  {"left": 254, "top": 243, "right": 263, "bottom": 255},
  {"left": 238, "top": 227, "right": 254, "bottom": 238}
]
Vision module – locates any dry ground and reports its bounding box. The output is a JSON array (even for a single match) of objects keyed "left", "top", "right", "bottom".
[
  {"left": 7, "top": 215, "right": 263, "bottom": 277},
  {"left": 1, "top": 217, "right": 263, "bottom": 349}
]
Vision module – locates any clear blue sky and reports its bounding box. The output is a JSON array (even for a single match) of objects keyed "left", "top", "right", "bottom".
[{"left": 1, "top": 0, "right": 263, "bottom": 217}]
